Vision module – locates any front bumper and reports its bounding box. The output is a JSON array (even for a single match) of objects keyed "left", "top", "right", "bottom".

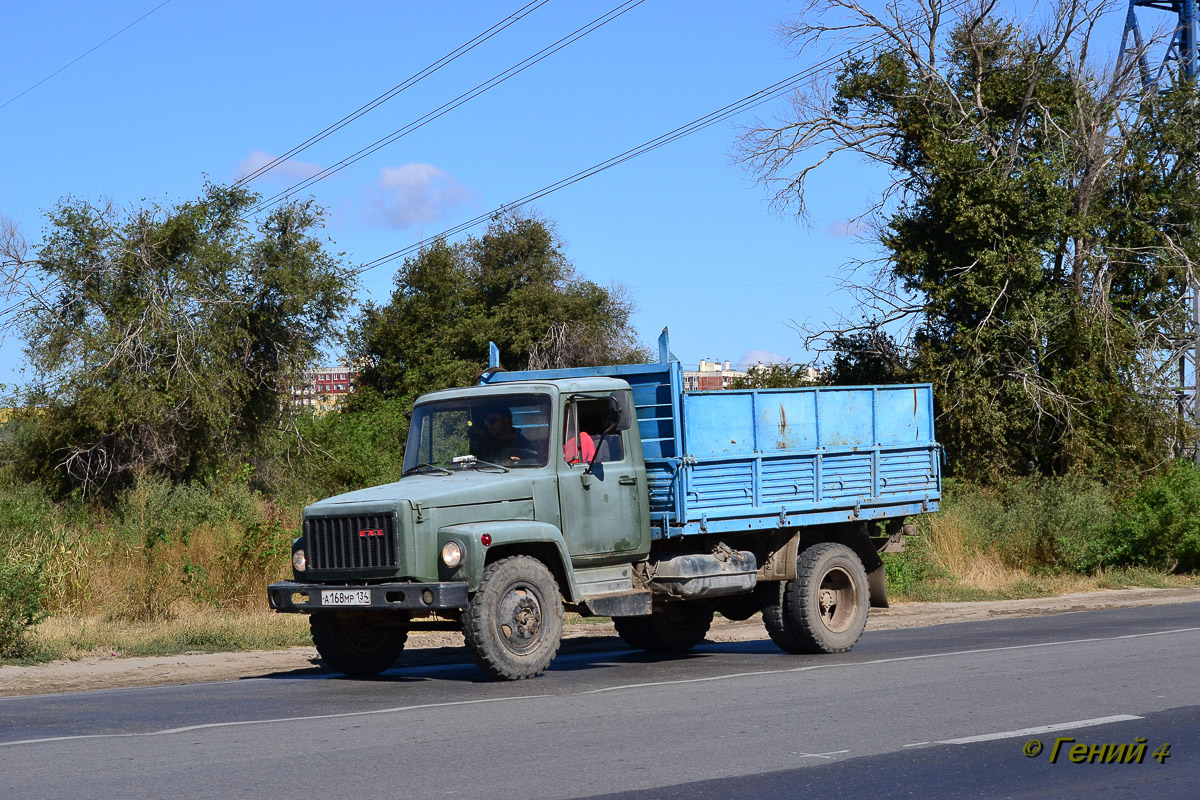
[{"left": 268, "top": 580, "right": 469, "bottom": 613}]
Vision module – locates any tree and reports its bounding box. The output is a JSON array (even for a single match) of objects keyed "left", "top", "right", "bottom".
[
  {"left": 350, "top": 211, "right": 648, "bottom": 402},
  {"left": 4, "top": 184, "right": 353, "bottom": 498},
  {"left": 740, "top": 0, "right": 1200, "bottom": 480},
  {"left": 728, "top": 362, "right": 820, "bottom": 389}
]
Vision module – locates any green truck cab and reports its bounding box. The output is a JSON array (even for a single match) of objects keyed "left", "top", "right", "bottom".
[{"left": 268, "top": 332, "right": 941, "bottom": 680}]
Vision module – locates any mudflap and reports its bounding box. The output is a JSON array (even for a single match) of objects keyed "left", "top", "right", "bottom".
[{"left": 867, "top": 565, "right": 889, "bottom": 608}]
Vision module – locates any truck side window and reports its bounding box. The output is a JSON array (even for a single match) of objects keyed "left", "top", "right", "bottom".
[{"left": 563, "top": 397, "right": 624, "bottom": 464}]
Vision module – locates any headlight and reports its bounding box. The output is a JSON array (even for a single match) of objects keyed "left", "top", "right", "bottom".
[
  {"left": 292, "top": 548, "right": 307, "bottom": 573},
  {"left": 441, "top": 541, "right": 463, "bottom": 569}
]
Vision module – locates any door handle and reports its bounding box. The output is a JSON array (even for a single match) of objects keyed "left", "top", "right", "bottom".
[{"left": 619, "top": 475, "right": 638, "bottom": 485}]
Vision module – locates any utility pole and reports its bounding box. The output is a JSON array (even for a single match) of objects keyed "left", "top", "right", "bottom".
[{"left": 1121, "top": 0, "right": 1200, "bottom": 462}]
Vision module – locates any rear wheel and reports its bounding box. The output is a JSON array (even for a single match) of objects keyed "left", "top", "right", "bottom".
[
  {"left": 463, "top": 556, "right": 563, "bottom": 680},
  {"left": 762, "top": 542, "right": 869, "bottom": 654},
  {"left": 310, "top": 610, "right": 408, "bottom": 677},
  {"left": 614, "top": 602, "right": 713, "bottom": 652}
]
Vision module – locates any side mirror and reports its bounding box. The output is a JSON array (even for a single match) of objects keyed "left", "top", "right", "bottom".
[{"left": 608, "top": 391, "right": 633, "bottom": 432}]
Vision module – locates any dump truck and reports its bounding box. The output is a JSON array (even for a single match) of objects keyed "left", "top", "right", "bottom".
[{"left": 268, "top": 331, "right": 941, "bottom": 680}]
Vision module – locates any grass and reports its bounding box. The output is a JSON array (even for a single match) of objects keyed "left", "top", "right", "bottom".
[
  {"left": 885, "top": 563, "right": 1199, "bottom": 603},
  {"left": 3, "top": 608, "right": 313, "bottom": 666},
  {"left": 883, "top": 480, "right": 1200, "bottom": 602}
]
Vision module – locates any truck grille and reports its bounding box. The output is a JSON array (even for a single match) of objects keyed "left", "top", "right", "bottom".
[{"left": 305, "top": 513, "right": 399, "bottom": 572}]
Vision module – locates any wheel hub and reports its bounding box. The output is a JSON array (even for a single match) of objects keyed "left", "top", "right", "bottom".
[
  {"left": 817, "top": 566, "right": 856, "bottom": 632},
  {"left": 512, "top": 595, "right": 541, "bottom": 639},
  {"left": 497, "top": 585, "right": 544, "bottom": 653},
  {"left": 819, "top": 588, "right": 836, "bottom": 615}
]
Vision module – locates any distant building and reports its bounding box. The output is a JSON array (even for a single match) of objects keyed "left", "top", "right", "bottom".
[
  {"left": 745, "top": 362, "right": 822, "bottom": 384},
  {"left": 682, "top": 359, "right": 821, "bottom": 391},
  {"left": 291, "top": 365, "right": 357, "bottom": 414},
  {"left": 682, "top": 359, "right": 747, "bottom": 391}
]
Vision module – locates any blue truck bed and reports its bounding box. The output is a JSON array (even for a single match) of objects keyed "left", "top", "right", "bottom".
[{"left": 482, "top": 330, "right": 940, "bottom": 539}]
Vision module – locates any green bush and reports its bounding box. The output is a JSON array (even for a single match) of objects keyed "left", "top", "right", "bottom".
[
  {"left": 0, "top": 558, "right": 48, "bottom": 658},
  {"left": 1098, "top": 461, "right": 1200, "bottom": 572},
  {"left": 935, "top": 476, "right": 1116, "bottom": 574},
  {"left": 280, "top": 394, "right": 411, "bottom": 495},
  {"left": 882, "top": 540, "right": 948, "bottom": 596}
]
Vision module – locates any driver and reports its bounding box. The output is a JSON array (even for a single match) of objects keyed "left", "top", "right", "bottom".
[{"left": 477, "top": 406, "right": 533, "bottom": 463}]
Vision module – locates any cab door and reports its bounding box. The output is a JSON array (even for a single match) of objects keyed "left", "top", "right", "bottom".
[{"left": 556, "top": 393, "right": 649, "bottom": 562}]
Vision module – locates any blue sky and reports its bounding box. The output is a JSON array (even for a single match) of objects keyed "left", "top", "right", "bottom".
[{"left": 0, "top": 0, "right": 1136, "bottom": 383}]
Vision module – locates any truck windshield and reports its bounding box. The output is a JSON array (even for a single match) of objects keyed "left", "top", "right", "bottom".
[{"left": 403, "top": 394, "right": 552, "bottom": 471}]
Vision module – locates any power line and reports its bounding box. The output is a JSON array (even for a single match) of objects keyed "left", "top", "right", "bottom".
[
  {"left": 351, "top": 0, "right": 977, "bottom": 277},
  {"left": 1, "top": 0, "right": 173, "bottom": 111},
  {"left": 634, "top": 282, "right": 829, "bottom": 289},
  {"left": 246, "top": 0, "right": 646, "bottom": 218},
  {"left": 352, "top": 50, "right": 864, "bottom": 276},
  {"left": 235, "top": 0, "right": 550, "bottom": 187}
]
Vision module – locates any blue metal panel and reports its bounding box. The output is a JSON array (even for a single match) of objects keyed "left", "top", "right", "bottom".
[
  {"left": 816, "top": 389, "right": 874, "bottom": 447},
  {"left": 676, "top": 498, "right": 939, "bottom": 536},
  {"left": 879, "top": 448, "right": 939, "bottom": 497},
  {"left": 686, "top": 461, "right": 755, "bottom": 511},
  {"left": 645, "top": 462, "right": 677, "bottom": 517},
  {"left": 760, "top": 457, "right": 817, "bottom": 504},
  {"left": 673, "top": 383, "right": 938, "bottom": 529},
  {"left": 683, "top": 393, "right": 756, "bottom": 456},
  {"left": 756, "top": 391, "right": 818, "bottom": 451},
  {"left": 877, "top": 386, "right": 934, "bottom": 444},
  {"left": 821, "top": 452, "right": 874, "bottom": 501}
]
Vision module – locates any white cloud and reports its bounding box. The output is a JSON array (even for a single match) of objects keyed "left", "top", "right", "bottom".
[
  {"left": 234, "top": 149, "right": 323, "bottom": 183},
  {"left": 738, "top": 349, "right": 787, "bottom": 367},
  {"left": 365, "top": 163, "right": 471, "bottom": 229},
  {"left": 828, "top": 218, "right": 870, "bottom": 238}
]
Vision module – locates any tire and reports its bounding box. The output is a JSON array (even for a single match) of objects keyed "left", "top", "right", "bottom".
[
  {"left": 310, "top": 610, "right": 408, "bottom": 677},
  {"left": 613, "top": 603, "right": 713, "bottom": 653},
  {"left": 463, "top": 556, "right": 564, "bottom": 680},
  {"left": 766, "top": 542, "right": 870, "bottom": 654},
  {"left": 757, "top": 578, "right": 804, "bottom": 653},
  {"left": 613, "top": 615, "right": 653, "bottom": 650},
  {"left": 715, "top": 592, "right": 762, "bottom": 622}
]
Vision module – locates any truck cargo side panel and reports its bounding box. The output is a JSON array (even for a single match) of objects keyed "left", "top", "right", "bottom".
[{"left": 677, "top": 386, "right": 939, "bottom": 534}]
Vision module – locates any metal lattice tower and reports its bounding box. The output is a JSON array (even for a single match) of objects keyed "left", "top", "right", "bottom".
[{"left": 1121, "top": 0, "right": 1200, "bottom": 461}]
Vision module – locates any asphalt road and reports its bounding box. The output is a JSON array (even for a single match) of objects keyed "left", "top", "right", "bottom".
[{"left": 1, "top": 603, "right": 1197, "bottom": 799}]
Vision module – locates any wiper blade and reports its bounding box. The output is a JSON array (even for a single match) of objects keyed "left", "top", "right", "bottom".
[
  {"left": 403, "top": 462, "right": 451, "bottom": 476},
  {"left": 470, "top": 459, "right": 511, "bottom": 473},
  {"left": 451, "top": 455, "right": 510, "bottom": 473}
]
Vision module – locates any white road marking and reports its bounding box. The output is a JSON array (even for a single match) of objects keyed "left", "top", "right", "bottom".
[
  {"left": 0, "top": 694, "right": 550, "bottom": 747},
  {"left": 582, "top": 626, "right": 1200, "bottom": 694},
  {"left": 932, "top": 715, "right": 1143, "bottom": 745},
  {"left": 1, "top": 625, "right": 1195, "bottom": 749},
  {"left": 791, "top": 749, "right": 850, "bottom": 759}
]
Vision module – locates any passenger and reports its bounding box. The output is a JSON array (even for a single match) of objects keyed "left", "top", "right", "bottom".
[{"left": 563, "top": 430, "right": 596, "bottom": 465}]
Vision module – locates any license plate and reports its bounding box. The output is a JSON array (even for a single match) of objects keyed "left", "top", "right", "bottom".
[{"left": 321, "top": 589, "right": 371, "bottom": 606}]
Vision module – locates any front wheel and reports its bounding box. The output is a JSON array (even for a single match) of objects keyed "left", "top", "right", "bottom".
[
  {"left": 310, "top": 610, "right": 408, "bottom": 677},
  {"left": 463, "top": 556, "right": 564, "bottom": 680}
]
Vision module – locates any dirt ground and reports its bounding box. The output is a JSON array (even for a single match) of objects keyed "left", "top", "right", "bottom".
[{"left": 2, "top": 587, "right": 1197, "bottom": 698}]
